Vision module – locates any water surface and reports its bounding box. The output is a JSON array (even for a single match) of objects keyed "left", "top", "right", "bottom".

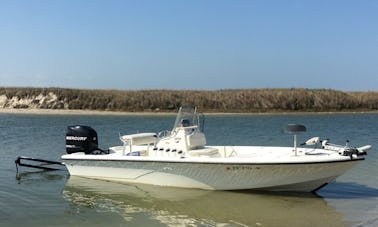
[{"left": 1, "top": 113, "right": 377, "bottom": 226}]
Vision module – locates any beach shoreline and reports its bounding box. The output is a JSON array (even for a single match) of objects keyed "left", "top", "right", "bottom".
[
  {"left": 0, "top": 108, "right": 175, "bottom": 116},
  {"left": 1, "top": 108, "right": 377, "bottom": 116}
]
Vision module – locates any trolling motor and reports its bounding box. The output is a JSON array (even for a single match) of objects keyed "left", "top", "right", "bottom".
[{"left": 301, "top": 136, "right": 372, "bottom": 157}]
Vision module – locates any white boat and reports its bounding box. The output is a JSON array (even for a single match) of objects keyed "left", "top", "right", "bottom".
[{"left": 61, "top": 106, "right": 372, "bottom": 192}]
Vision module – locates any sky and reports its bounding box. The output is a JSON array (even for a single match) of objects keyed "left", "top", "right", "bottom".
[{"left": 0, "top": 0, "right": 377, "bottom": 91}]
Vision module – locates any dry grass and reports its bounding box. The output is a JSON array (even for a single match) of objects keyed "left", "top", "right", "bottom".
[{"left": 1, "top": 87, "right": 377, "bottom": 112}]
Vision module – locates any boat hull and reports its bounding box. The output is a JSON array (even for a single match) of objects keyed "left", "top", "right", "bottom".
[{"left": 63, "top": 158, "right": 362, "bottom": 192}]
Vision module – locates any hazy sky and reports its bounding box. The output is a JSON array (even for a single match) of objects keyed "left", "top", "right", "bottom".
[{"left": 1, "top": 0, "right": 377, "bottom": 91}]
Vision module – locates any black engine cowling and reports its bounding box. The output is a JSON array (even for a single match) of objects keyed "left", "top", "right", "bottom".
[{"left": 66, "top": 125, "right": 99, "bottom": 154}]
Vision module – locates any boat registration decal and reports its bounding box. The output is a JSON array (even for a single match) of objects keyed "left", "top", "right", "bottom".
[{"left": 226, "top": 166, "right": 261, "bottom": 171}]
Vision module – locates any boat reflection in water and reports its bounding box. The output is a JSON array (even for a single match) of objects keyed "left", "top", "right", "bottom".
[{"left": 64, "top": 176, "right": 348, "bottom": 227}]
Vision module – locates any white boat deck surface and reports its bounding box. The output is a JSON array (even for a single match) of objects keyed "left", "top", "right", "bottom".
[{"left": 62, "top": 145, "right": 355, "bottom": 164}]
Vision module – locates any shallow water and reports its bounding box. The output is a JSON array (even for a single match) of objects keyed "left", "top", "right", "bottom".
[{"left": 1, "top": 113, "right": 377, "bottom": 226}]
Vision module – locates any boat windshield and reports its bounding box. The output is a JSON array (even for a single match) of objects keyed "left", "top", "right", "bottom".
[{"left": 173, "top": 106, "right": 198, "bottom": 130}]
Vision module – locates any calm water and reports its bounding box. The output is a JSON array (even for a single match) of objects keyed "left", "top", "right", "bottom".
[{"left": 1, "top": 113, "right": 378, "bottom": 227}]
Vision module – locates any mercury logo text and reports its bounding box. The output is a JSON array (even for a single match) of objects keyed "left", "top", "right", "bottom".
[{"left": 66, "top": 136, "right": 87, "bottom": 141}]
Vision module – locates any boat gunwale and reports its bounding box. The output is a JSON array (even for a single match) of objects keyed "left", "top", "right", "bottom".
[{"left": 61, "top": 156, "right": 365, "bottom": 165}]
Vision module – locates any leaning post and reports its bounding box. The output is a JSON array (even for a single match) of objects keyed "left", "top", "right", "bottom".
[{"left": 285, "top": 124, "right": 306, "bottom": 156}]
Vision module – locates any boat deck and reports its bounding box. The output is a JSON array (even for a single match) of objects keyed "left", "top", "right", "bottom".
[{"left": 61, "top": 145, "right": 361, "bottom": 164}]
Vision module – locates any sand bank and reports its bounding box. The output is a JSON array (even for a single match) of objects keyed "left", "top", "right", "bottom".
[
  {"left": 0, "top": 108, "right": 175, "bottom": 116},
  {"left": 1, "top": 108, "right": 376, "bottom": 116}
]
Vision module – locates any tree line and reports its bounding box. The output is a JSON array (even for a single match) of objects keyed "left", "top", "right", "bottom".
[{"left": 1, "top": 87, "right": 377, "bottom": 112}]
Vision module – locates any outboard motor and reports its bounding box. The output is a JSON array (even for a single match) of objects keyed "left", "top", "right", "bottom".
[{"left": 66, "top": 125, "right": 99, "bottom": 154}]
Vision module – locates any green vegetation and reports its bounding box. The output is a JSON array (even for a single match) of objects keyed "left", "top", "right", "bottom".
[{"left": 0, "top": 87, "right": 377, "bottom": 112}]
